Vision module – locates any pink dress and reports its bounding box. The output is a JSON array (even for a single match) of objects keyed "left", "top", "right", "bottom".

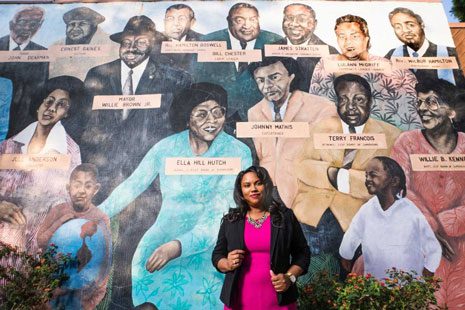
[
  {"left": 391, "top": 130, "right": 465, "bottom": 309},
  {"left": 225, "top": 217, "right": 297, "bottom": 310}
]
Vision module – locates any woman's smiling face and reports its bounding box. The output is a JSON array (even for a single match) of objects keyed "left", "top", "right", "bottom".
[
  {"left": 241, "top": 171, "right": 265, "bottom": 208},
  {"left": 416, "top": 91, "right": 455, "bottom": 131},
  {"left": 188, "top": 100, "right": 226, "bottom": 142}
]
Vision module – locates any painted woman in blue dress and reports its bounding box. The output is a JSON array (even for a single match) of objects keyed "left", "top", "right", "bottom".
[{"left": 98, "top": 82, "right": 252, "bottom": 309}]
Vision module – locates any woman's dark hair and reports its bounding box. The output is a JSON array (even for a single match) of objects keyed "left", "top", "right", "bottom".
[
  {"left": 29, "top": 75, "right": 85, "bottom": 119},
  {"left": 226, "top": 166, "right": 283, "bottom": 226},
  {"left": 415, "top": 77, "right": 457, "bottom": 110},
  {"left": 169, "top": 82, "right": 228, "bottom": 132},
  {"left": 452, "top": 91, "right": 465, "bottom": 125},
  {"left": 335, "top": 14, "right": 371, "bottom": 50},
  {"left": 248, "top": 56, "right": 302, "bottom": 93},
  {"left": 373, "top": 156, "right": 407, "bottom": 198}
]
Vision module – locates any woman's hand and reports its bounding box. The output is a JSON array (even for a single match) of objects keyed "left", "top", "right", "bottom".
[
  {"left": 270, "top": 270, "right": 291, "bottom": 292},
  {"left": 226, "top": 249, "right": 246, "bottom": 271},
  {"left": 146, "top": 240, "right": 182, "bottom": 273},
  {"left": 217, "top": 249, "right": 246, "bottom": 272}
]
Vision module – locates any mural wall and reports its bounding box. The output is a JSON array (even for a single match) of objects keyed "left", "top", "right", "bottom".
[{"left": 0, "top": 0, "right": 464, "bottom": 309}]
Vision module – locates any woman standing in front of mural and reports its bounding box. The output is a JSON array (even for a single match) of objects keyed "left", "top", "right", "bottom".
[
  {"left": 212, "top": 166, "right": 310, "bottom": 309},
  {"left": 0, "top": 75, "right": 83, "bottom": 253},
  {"left": 309, "top": 14, "right": 420, "bottom": 131},
  {"left": 98, "top": 82, "right": 252, "bottom": 309},
  {"left": 391, "top": 78, "right": 465, "bottom": 309}
]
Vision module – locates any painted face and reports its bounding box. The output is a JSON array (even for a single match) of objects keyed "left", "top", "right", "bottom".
[
  {"left": 189, "top": 100, "right": 226, "bottom": 143},
  {"left": 365, "top": 159, "right": 391, "bottom": 196},
  {"left": 164, "top": 8, "right": 195, "bottom": 41},
  {"left": 10, "top": 10, "right": 43, "bottom": 45},
  {"left": 336, "top": 22, "right": 369, "bottom": 60},
  {"left": 66, "top": 19, "right": 94, "bottom": 42},
  {"left": 229, "top": 7, "right": 260, "bottom": 43},
  {"left": 416, "top": 91, "right": 454, "bottom": 130},
  {"left": 68, "top": 171, "right": 100, "bottom": 213},
  {"left": 241, "top": 172, "right": 265, "bottom": 208},
  {"left": 282, "top": 5, "right": 316, "bottom": 45},
  {"left": 119, "top": 34, "right": 153, "bottom": 68},
  {"left": 254, "top": 61, "right": 295, "bottom": 104},
  {"left": 37, "top": 89, "right": 70, "bottom": 128},
  {"left": 390, "top": 12, "right": 425, "bottom": 48},
  {"left": 336, "top": 81, "right": 371, "bottom": 126}
]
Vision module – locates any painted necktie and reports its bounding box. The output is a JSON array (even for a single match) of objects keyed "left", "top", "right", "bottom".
[
  {"left": 238, "top": 41, "right": 248, "bottom": 73},
  {"left": 343, "top": 125, "right": 357, "bottom": 169},
  {"left": 122, "top": 69, "right": 134, "bottom": 120},
  {"left": 274, "top": 104, "right": 282, "bottom": 122}
]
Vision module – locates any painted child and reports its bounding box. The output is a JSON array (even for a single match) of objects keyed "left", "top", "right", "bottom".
[
  {"left": 339, "top": 156, "right": 442, "bottom": 279},
  {"left": 37, "top": 164, "right": 111, "bottom": 310}
]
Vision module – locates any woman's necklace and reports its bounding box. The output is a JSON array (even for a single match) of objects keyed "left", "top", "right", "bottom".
[{"left": 247, "top": 211, "right": 269, "bottom": 229}]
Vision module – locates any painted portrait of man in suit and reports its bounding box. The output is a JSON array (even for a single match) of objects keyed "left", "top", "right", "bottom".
[
  {"left": 156, "top": 4, "right": 202, "bottom": 72},
  {"left": 195, "top": 3, "right": 282, "bottom": 126},
  {"left": 293, "top": 74, "right": 400, "bottom": 279},
  {"left": 273, "top": 3, "right": 339, "bottom": 92},
  {"left": 0, "top": 6, "right": 48, "bottom": 138},
  {"left": 248, "top": 57, "right": 336, "bottom": 208},
  {"left": 163, "top": 4, "right": 200, "bottom": 42},
  {"left": 82, "top": 15, "right": 192, "bottom": 182},
  {"left": 385, "top": 7, "right": 465, "bottom": 87}
]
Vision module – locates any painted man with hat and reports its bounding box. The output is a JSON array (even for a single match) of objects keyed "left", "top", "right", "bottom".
[
  {"left": 49, "top": 7, "right": 119, "bottom": 80},
  {"left": 81, "top": 16, "right": 191, "bottom": 307}
]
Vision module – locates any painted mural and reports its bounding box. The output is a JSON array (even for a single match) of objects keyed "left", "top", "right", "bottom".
[{"left": 0, "top": 0, "right": 464, "bottom": 309}]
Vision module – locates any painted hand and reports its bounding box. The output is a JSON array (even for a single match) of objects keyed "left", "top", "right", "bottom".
[
  {"left": 146, "top": 240, "right": 182, "bottom": 272},
  {"left": 435, "top": 232, "right": 455, "bottom": 261},
  {"left": 0, "top": 200, "right": 26, "bottom": 227},
  {"left": 80, "top": 221, "right": 98, "bottom": 239}
]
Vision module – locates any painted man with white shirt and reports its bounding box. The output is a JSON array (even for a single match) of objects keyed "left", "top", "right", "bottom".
[
  {"left": 0, "top": 6, "right": 49, "bottom": 138},
  {"left": 195, "top": 3, "right": 282, "bottom": 124},
  {"left": 339, "top": 156, "right": 441, "bottom": 280},
  {"left": 248, "top": 57, "right": 336, "bottom": 208},
  {"left": 293, "top": 74, "right": 400, "bottom": 278},
  {"left": 157, "top": 4, "right": 202, "bottom": 72},
  {"left": 273, "top": 3, "right": 338, "bottom": 92},
  {"left": 82, "top": 15, "right": 191, "bottom": 196},
  {"left": 385, "top": 7, "right": 465, "bottom": 87}
]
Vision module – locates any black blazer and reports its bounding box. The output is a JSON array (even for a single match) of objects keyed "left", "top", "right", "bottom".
[{"left": 212, "top": 205, "right": 310, "bottom": 307}]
